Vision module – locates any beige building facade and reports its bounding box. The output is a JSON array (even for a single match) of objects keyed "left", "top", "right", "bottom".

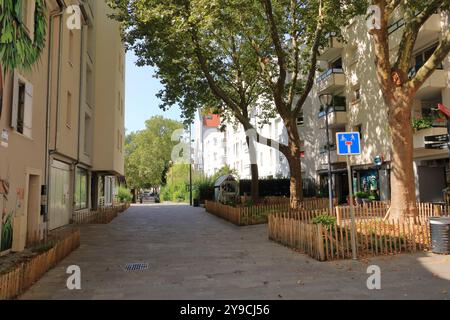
[
  {"left": 0, "top": 0, "right": 125, "bottom": 254},
  {"left": 301, "top": 10, "right": 450, "bottom": 204}
]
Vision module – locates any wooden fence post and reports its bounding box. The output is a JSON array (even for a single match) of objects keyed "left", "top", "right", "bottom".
[{"left": 316, "top": 224, "right": 325, "bottom": 261}]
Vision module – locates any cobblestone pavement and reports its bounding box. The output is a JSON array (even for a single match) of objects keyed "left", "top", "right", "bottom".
[{"left": 20, "top": 204, "right": 450, "bottom": 300}]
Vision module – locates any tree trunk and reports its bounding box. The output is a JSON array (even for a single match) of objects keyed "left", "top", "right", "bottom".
[
  {"left": 245, "top": 132, "right": 260, "bottom": 203},
  {"left": 250, "top": 163, "right": 259, "bottom": 203},
  {"left": 285, "top": 122, "right": 303, "bottom": 209},
  {"left": 387, "top": 96, "right": 417, "bottom": 221}
]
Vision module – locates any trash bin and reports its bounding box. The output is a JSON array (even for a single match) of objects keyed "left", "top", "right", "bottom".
[
  {"left": 193, "top": 199, "right": 199, "bottom": 207},
  {"left": 429, "top": 217, "right": 450, "bottom": 254}
]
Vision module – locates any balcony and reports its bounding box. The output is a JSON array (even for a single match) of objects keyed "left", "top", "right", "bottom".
[
  {"left": 414, "top": 69, "right": 447, "bottom": 100},
  {"left": 319, "top": 144, "right": 347, "bottom": 165},
  {"left": 316, "top": 68, "right": 345, "bottom": 94},
  {"left": 389, "top": 13, "right": 441, "bottom": 51},
  {"left": 318, "top": 33, "right": 343, "bottom": 62},
  {"left": 413, "top": 127, "right": 447, "bottom": 149},
  {"left": 318, "top": 105, "right": 347, "bottom": 128}
]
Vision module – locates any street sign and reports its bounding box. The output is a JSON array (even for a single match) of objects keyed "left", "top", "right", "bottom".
[
  {"left": 424, "top": 134, "right": 449, "bottom": 142},
  {"left": 335, "top": 132, "right": 361, "bottom": 259},
  {"left": 336, "top": 132, "right": 361, "bottom": 155},
  {"left": 425, "top": 142, "right": 448, "bottom": 150}
]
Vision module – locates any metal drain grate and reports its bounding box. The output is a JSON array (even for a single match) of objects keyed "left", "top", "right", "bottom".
[{"left": 124, "top": 263, "right": 149, "bottom": 271}]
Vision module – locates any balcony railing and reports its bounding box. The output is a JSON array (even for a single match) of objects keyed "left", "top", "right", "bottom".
[
  {"left": 316, "top": 68, "right": 344, "bottom": 84},
  {"left": 318, "top": 105, "right": 346, "bottom": 118},
  {"left": 319, "top": 143, "right": 337, "bottom": 154}
]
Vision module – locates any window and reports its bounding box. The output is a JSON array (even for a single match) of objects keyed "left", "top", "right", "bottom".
[
  {"left": 74, "top": 168, "right": 88, "bottom": 210},
  {"left": 330, "top": 57, "right": 343, "bottom": 69},
  {"left": 354, "top": 124, "right": 363, "bottom": 136},
  {"left": 17, "top": 82, "right": 26, "bottom": 134},
  {"left": 86, "top": 64, "right": 94, "bottom": 107},
  {"left": 66, "top": 91, "right": 72, "bottom": 128},
  {"left": 296, "top": 112, "right": 304, "bottom": 126},
  {"left": 68, "top": 30, "right": 74, "bottom": 65},
  {"left": 84, "top": 113, "right": 92, "bottom": 155},
  {"left": 11, "top": 72, "right": 33, "bottom": 137},
  {"left": 414, "top": 44, "right": 443, "bottom": 72},
  {"left": 21, "top": 0, "right": 36, "bottom": 41},
  {"left": 352, "top": 87, "right": 361, "bottom": 104}
]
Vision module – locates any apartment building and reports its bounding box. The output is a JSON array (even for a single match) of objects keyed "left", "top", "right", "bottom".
[
  {"left": 193, "top": 110, "right": 298, "bottom": 180},
  {"left": 0, "top": 0, "right": 125, "bottom": 254},
  {"left": 301, "top": 10, "right": 450, "bottom": 204},
  {"left": 195, "top": 10, "right": 450, "bottom": 204},
  {"left": 47, "top": 0, "right": 125, "bottom": 231}
]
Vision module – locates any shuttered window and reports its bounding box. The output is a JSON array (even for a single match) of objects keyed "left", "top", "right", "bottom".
[{"left": 11, "top": 72, "right": 33, "bottom": 138}]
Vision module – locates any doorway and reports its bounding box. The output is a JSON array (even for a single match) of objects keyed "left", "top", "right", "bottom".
[
  {"left": 26, "top": 174, "right": 41, "bottom": 245},
  {"left": 49, "top": 160, "right": 71, "bottom": 230}
]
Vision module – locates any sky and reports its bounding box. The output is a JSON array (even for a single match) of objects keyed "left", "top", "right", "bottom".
[{"left": 125, "top": 51, "right": 182, "bottom": 133}]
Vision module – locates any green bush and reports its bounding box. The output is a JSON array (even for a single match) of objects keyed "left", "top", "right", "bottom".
[
  {"left": 117, "top": 186, "right": 132, "bottom": 203},
  {"left": 312, "top": 215, "right": 337, "bottom": 229},
  {"left": 193, "top": 176, "right": 215, "bottom": 202},
  {"left": 355, "top": 191, "right": 369, "bottom": 199}
]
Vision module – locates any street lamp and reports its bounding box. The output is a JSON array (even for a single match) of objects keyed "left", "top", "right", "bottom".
[
  {"left": 319, "top": 93, "right": 334, "bottom": 212},
  {"left": 189, "top": 122, "right": 193, "bottom": 206}
]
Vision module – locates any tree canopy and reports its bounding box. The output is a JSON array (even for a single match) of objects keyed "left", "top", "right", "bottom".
[{"left": 125, "top": 116, "right": 183, "bottom": 189}]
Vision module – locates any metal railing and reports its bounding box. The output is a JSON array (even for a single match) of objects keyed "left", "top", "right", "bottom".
[
  {"left": 318, "top": 105, "right": 346, "bottom": 118},
  {"left": 316, "top": 68, "right": 344, "bottom": 84}
]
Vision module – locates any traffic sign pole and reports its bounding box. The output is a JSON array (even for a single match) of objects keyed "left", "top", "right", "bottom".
[{"left": 346, "top": 156, "right": 358, "bottom": 260}]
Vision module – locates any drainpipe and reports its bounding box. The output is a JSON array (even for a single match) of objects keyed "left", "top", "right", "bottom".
[{"left": 44, "top": 2, "right": 65, "bottom": 224}]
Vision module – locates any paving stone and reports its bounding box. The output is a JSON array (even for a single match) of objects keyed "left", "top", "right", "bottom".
[{"left": 19, "top": 203, "right": 450, "bottom": 300}]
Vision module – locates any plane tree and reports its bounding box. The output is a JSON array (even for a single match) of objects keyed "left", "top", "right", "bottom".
[
  {"left": 367, "top": 0, "right": 450, "bottom": 220},
  {"left": 108, "top": 0, "right": 364, "bottom": 208}
]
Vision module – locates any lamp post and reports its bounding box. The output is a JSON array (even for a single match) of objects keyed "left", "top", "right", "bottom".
[
  {"left": 189, "top": 122, "right": 193, "bottom": 206},
  {"left": 319, "top": 93, "right": 334, "bottom": 212}
]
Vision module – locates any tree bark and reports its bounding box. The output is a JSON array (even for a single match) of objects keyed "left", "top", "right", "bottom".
[
  {"left": 387, "top": 94, "right": 418, "bottom": 221},
  {"left": 285, "top": 121, "right": 303, "bottom": 209},
  {"left": 249, "top": 163, "right": 260, "bottom": 203}
]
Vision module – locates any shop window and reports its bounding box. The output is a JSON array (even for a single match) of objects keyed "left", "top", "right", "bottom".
[{"left": 75, "top": 168, "right": 88, "bottom": 210}]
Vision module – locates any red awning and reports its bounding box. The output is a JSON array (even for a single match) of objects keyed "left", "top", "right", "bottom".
[{"left": 438, "top": 103, "right": 450, "bottom": 119}]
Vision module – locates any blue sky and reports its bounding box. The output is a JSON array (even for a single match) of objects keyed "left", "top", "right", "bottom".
[{"left": 125, "top": 51, "right": 182, "bottom": 133}]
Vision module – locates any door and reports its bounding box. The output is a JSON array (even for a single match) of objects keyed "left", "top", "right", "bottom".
[
  {"left": 49, "top": 160, "right": 71, "bottom": 230},
  {"left": 417, "top": 166, "right": 446, "bottom": 203},
  {"left": 26, "top": 174, "right": 41, "bottom": 244}
]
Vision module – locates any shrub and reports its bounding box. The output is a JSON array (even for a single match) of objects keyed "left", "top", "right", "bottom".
[
  {"left": 117, "top": 186, "right": 132, "bottom": 203},
  {"left": 193, "top": 176, "right": 215, "bottom": 202},
  {"left": 355, "top": 191, "right": 369, "bottom": 199},
  {"left": 312, "top": 215, "right": 337, "bottom": 229}
]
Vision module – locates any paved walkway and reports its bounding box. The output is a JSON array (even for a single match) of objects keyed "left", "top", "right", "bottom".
[{"left": 21, "top": 204, "right": 450, "bottom": 300}]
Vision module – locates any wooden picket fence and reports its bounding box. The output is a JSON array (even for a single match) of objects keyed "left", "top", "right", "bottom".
[
  {"left": 337, "top": 201, "right": 448, "bottom": 225},
  {"left": 0, "top": 228, "right": 80, "bottom": 300},
  {"left": 205, "top": 200, "right": 287, "bottom": 226},
  {"left": 268, "top": 202, "right": 449, "bottom": 261},
  {"left": 71, "top": 203, "right": 130, "bottom": 224},
  {"left": 205, "top": 197, "right": 336, "bottom": 226}
]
